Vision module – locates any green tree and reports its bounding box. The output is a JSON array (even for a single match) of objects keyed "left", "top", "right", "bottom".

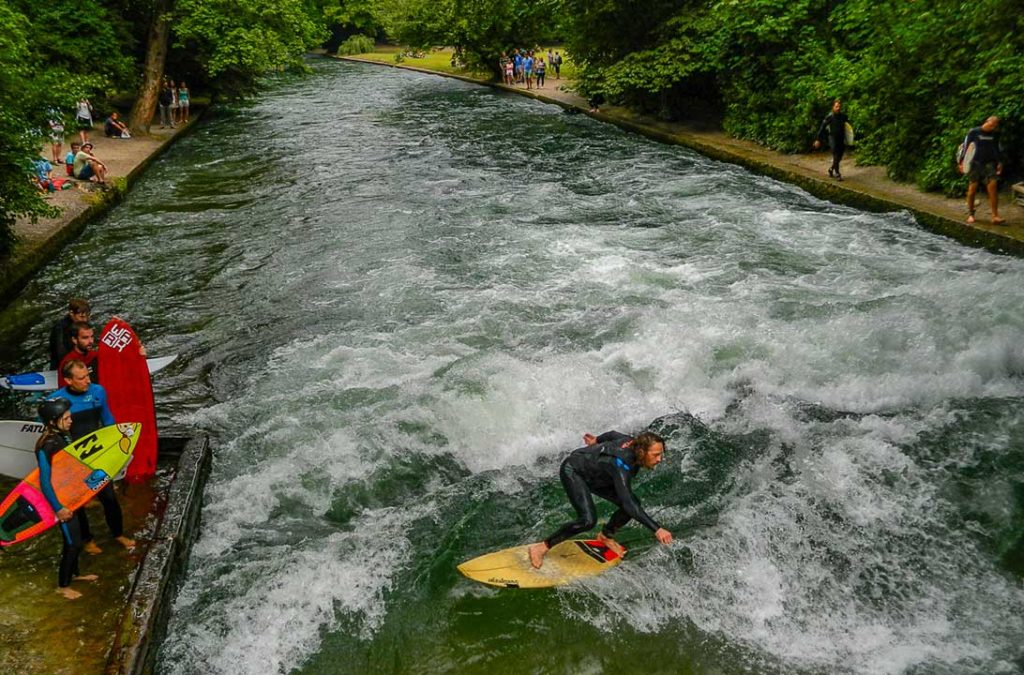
[{"left": 173, "top": 0, "right": 329, "bottom": 99}]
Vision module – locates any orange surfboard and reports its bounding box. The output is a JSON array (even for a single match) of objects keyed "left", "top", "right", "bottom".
[
  {"left": 0, "top": 424, "right": 140, "bottom": 546},
  {"left": 98, "top": 318, "right": 158, "bottom": 483}
]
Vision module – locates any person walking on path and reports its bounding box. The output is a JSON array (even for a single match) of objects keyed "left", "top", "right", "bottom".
[
  {"left": 48, "top": 113, "right": 65, "bottom": 164},
  {"left": 553, "top": 52, "right": 563, "bottom": 79},
  {"left": 158, "top": 82, "right": 174, "bottom": 128},
  {"left": 527, "top": 430, "right": 673, "bottom": 569},
  {"left": 813, "top": 99, "right": 849, "bottom": 181},
  {"left": 958, "top": 116, "right": 1005, "bottom": 225},
  {"left": 178, "top": 82, "right": 191, "bottom": 123},
  {"left": 535, "top": 58, "right": 546, "bottom": 89}
]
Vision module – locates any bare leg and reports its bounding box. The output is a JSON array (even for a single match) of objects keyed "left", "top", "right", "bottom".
[
  {"left": 966, "top": 181, "right": 978, "bottom": 224},
  {"left": 528, "top": 542, "right": 549, "bottom": 569},
  {"left": 988, "top": 180, "right": 1004, "bottom": 223}
]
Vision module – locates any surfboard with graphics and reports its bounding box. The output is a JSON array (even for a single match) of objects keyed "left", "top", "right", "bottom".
[
  {"left": 98, "top": 318, "right": 158, "bottom": 483},
  {"left": 0, "top": 423, "right": 140, "bottom": 546},
  {"left": 0, "top": 421, "right": 46, "bottom": 479},
  {"left": 457, "top": 539, "right": 625, "bottom": 589}
]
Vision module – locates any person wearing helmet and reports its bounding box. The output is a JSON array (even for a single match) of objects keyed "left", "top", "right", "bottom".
[
  {"left": 50, "top": 359, "right": 135, "bottom": 552},
  {"left": 35, "top": 398, "right": 99, "bottom": 599},
  {"left": 527, "top": 430, "right": 673, "bottom": 569}
]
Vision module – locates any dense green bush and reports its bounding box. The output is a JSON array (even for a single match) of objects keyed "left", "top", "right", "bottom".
[{"left": 336, "top": 34, "right": 376, "bottom": 55}]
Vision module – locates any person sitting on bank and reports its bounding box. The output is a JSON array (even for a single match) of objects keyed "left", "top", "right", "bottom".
[
  {"left": 65, "top": 141, "right": 80, "bottom": 176},
  {"left": 49, "top": 297, "right": 91, "bottom": 369},
  {"left": 50, "top": 360, "right": 136, "bottom": 553},
  {"left": 959, "top": 115, "right": 1005, "bottom": 225},
  {"left": 527, "top": 430, "right": 673, "bottom": 569},
  {"left": 33, "top": 156, "right": 54, "bottom": 192},
  {"left": 35, "top": 397, "right": 99, "bottom": 600},
  {"left": 73, "top": 142, "right": 108, "bottom": 185},
  {"left": 104, "top": 111, "right": 130, "bottom": 139}
]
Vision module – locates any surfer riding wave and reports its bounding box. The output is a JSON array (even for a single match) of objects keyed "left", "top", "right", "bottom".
[{"left": 528, "top": 430, "right": 673, "bottom": 569}]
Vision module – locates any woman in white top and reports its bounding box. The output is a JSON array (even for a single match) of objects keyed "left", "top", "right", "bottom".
[{"left": 75, "top": 99, "right": 93, "bottom": 143}]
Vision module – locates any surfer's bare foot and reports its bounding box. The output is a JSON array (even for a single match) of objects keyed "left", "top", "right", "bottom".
[
  {"left": 528, "top": 542, "right": 549, "bottom": 569},
  {"left": 57, "top": 587, "right": 82, "bottom": 600},
  {"left": 115, "top": 535, "right": 136, "bottom": 549},
  {"left": 992, "top": 216, "right": 1006, "bottom": 225},
  {"left": 83, "top": 541, "right": 102, "bottom": 555},
  {"left": 596, "top": 533, "right": 625, "bottom": 556},
  {"left": 966, "top": 214, "right": 976, "bottom": 225},
  {"left": 73, "top": 574, "right": 99, "bottom": 583}
]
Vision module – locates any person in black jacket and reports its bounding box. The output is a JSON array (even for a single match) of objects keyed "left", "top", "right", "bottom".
[
  {"left": 528, "top": 430, "right": 673, "bottom": 569},
  {"left": 48, "top": 297, "right": 91, "bottom": 370},
  {"left": 813, "top": 98, "right": 849, "bottom": 181}
]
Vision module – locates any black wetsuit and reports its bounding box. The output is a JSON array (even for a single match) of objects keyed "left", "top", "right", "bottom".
[
  {"left": 36, "top": 431, "right": 84, "bottom": 587},
  {"left": 817, "top": 111, "right": 848, "bottom": 176},
  {"left": 543, "top": 431, "right": 661, "bottom": 548},
  {"left": 48, "top": 315, "right": 75, "bottom": 370}
]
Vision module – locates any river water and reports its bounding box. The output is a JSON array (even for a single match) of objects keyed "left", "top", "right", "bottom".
[{"left": 1, "top": 58, "right": 1023, "bottom": 675}]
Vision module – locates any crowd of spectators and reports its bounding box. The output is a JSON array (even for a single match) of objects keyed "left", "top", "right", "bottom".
[{"left": 500, "top": 48, "right": 562, "bottom": 90}]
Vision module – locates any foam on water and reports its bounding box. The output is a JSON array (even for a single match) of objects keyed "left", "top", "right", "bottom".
[{"left": 4, "top": 60, "right": 1018, "bottom": 674}]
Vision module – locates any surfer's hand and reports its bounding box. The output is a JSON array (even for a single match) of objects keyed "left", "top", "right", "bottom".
[
  {"left": 812, "top": 140, "right": 821, "bottom": 150},
  {"left": 57, "top": 508, "right": 73, "bottom": 522},
  {"left": 654, "top": 528, "right": 673, "bottom": 545},
  {"left": 583, "top": 433, "right": 597, "bottom": 446}
]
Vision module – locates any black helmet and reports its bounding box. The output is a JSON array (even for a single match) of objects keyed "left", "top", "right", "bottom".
[{"left": 38, "top": 398, "right": 71, "bottom": 426}]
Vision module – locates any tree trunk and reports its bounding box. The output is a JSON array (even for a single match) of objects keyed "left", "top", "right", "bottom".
[{"left": 129, "top": 0, "right": 174, "bottom": 134}]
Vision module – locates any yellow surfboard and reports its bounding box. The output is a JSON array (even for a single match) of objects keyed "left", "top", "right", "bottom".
[{"left": 457, "top": 539, "right": 625, "bottom": 589}]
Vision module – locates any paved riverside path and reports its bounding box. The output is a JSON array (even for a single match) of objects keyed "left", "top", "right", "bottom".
[
  {"left": 340, "top": 55, "right": 1024, "bottom": 255},
  {"left": 2, "top": 118, "right": 197, "bottom": 306}
]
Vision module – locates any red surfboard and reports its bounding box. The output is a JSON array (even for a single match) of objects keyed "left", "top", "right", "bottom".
[{"left": 98, "top": 317, "right": 158, "bottom": 483}]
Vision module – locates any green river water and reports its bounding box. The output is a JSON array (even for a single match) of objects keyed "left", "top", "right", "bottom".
[{"left": 1, "top": 58, "right": 1023, "bottom": 674}]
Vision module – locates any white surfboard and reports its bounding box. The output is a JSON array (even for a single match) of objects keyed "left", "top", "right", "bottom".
[
  {"left": 0, "top": 354, "right": 178, "bottom": 392},
  {"left": 457, "top": 539, "right": 625, "bottom": 589},
  {"left": 961, "top": 141, "right": 976, "bottom": 174},
  {"left": 0, "top": 421, "right": 45, "bottom": 479},
  {"left": 844, "top": 121, "right": 855, "bottom": 146}
]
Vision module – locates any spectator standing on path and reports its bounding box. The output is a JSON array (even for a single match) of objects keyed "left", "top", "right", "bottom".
[
  {"left": 158, "top": 82, "right": 173, "bottom": 128},
  {"left": 170, "top": 80, "right": 180, "bottom": 125},
  {"left": 524, "top": 51, "right": 534, "bottom": 90},
  {"left": 959, "top": 116, "right": 1005, "bottom": 225},
  {"left": 553, "top": 52, "right": 562, "bottom": 79},
  {"left": 513, "top": 50, "right": 523, "bottom": 85},
  {"left": 75, "top": 99, "right": 93, "bottom": 144},
  {"left": 178, "top": 82, "right": 191, "bottom": 123},
  {"left": 48, "top": 112, "right": 65, "bottom": 164},
  {"left": 813, "top": 98, "right": 849, "bottom": 181},
  {"left": 535, "top": 58, "right": 546, "bottom": 89}
]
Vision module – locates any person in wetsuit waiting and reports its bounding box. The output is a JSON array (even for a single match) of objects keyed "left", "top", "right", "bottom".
[
  {"left": 528, "top": 430, "right": 673, "bottom": 569},
  {"left": 50, "top": 360, "right": 135, "bottom": 553},
  {"left": 35, "top": 398, "right": 99, "bottom": 599}
]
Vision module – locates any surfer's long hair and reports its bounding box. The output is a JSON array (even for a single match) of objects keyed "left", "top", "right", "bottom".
[{"left": 632, "top": 431, "right": 666, "bottom": 461}]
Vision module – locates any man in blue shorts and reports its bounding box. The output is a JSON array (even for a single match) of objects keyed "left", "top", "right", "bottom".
[{"left": 73, "top": 142, "right": 109, "bottom": 185}]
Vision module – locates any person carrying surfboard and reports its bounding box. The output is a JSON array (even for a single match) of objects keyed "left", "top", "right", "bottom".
[
  {"left": 35, "top": 398, "right": 99, "bottom": 599},
  {"left": 50, "top": 360, "right": 136, "bottom": 552},
  {"left": 958, "top": 116, "right": 1005, "bottom": 225},
  {"left": 528, "top": 430, "right": 673, "bottom": 569},
  {"left": 813, "top": 99, "right": 850, "bottom": 181}
]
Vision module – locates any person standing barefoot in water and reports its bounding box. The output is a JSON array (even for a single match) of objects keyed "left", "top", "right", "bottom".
[
  {"left": 528, "top": 430, "right": 673, "bottom": 569},
  {"left": 34, "top": 399, "right": 99, "bottom": 599}
]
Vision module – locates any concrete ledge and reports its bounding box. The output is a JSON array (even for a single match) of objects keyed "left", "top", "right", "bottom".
[{"left": 105, "top": 435, "right": 211, "bottom": 675}]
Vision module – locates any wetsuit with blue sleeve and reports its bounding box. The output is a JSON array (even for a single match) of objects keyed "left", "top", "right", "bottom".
[
  {"left": 36, "top": 431, "right": 85, "bottom": 587},
  {"left": 543, "top": 430, "right": 661, "bottom": 548},
  {"left": 49, "top": 384, "right": 124, "bottom": 539}
]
